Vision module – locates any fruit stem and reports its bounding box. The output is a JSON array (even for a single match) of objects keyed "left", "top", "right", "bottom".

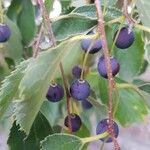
[
  {"left": 81, "top": 132, "right": 109, "bottom": 144},
  {"left": 110, "top": 17, "right": 125, "bottom": 55},
  {"left": 59, "top": 63, "right": 72, "bottom": 132},
  {"left": 0, "top": 0, "right": 4, "bottom": 23},
  {"left": 80, "top": 36, "right": 97, "bottom": 80},
  {"left": 95, "top": 0, "right": 120, "bottom": 150},
  {"left": 38, "top": 0, "right": 72, "bottom": 132}
]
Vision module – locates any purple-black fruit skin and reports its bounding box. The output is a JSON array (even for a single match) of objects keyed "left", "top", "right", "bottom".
[
  {"left": 70, "top": 79, "right": 90, "bottom": 101},
  {"left": 96, "top": 119, "right": 119, "bottom": 143},
  {"left": 97, "top": 56, "right": 120, "bottom": 78},
  {"left": 72, "top": 66, "right": 82, "bottom": 78},
  {"left": 82, "top": 100, "right": 93, "bottom": 109},
  {"left": 46, "top": 84, "right": 64, "bottom": 102},
  {"left": 64, "top": 113, "right": 82, "bottom": 132},
  {"left": 81, "top": 31, "right": 102, "bottom": 54},
  {"left": 0, "top": 24, "right": 11, "bottom": 42},
  {"left": 115, "top": 27, "right": 135, "bottom": 49}
]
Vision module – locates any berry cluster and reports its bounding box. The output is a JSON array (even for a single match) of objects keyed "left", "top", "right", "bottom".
[{"left": 45, "top": 27, "right": 134, "bottom": 136}]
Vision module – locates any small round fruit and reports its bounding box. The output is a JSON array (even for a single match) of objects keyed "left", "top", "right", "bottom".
[
  {"left": 96, "top": 119, "right": 119, "bottom": 143},
  {"left": 46, "top": 83, "right": 64, "bottom": 102},
  {"left": 70, "top": 79, "right": 90, "bottom": 101},
  {"left": 64, "top": 113, "right": 82, "bottom": 132},
  {"left": 81, "top": 31, "right": 102, "bottom": 54},
  {"left": 72, "top": 65, "right": 82, "bottom": 78},
  {"left": 114, "top": 27, "right": 135, "bottom": 49},
  {"left": 82, "top": 100, "right": 93, "bottom": 109},
  {"left": 0, "top": 24, "right": 11, "bottom": 42},
  {"left": 97, "top": 56, "right": 120, "bottom": 78}
]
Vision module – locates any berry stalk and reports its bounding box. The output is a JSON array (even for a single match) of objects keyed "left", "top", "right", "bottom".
[
  {"left": 38, "top": 0, "right": 72, "bottom": 132},
  {"left": 94, "top": 0, "right": 120, "bottom": 150}
]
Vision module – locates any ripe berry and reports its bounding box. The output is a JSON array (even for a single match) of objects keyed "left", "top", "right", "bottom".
[
  {"left": 82, "top": 99, "right": 93, "bottom": 109},
  {"left": 114, "top": 27, "right": 135, "bottom": 49},
  {"left": 0, "top": 24, "right": 11, "bottom": 42},
  {"left": 64, "top": 113, "right": 82, "bottom": 132},
  {"left": 70, "top": 79, "right": 90, "bottom": 101},
  {"left": 97, "top": 56, "right": 120, "bottom": 78},
  {"left": 46, "top": 83, "right": 64, "bottom": 102},
  {"left": 96, "top": 119, "right": 119, "bottom": 143},
  {"left": 81, "top": 31, "right": 102, "bottom": 54},
  {"left": 72, "top": 65, "right": 82, "bottom": 78}
]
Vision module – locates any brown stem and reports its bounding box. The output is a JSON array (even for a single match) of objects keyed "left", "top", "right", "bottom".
[
  {"left": 59, "top": 63, "right": 72, "bottom": 132},
  {"left": 32, "top": 24, "right": 44, "bottom": 58},
  {"left": 37, "top": 0, "right": 72, "bottom": 132},
  {"left": 94, "top": 0, "right": 120, "bottom": 150},
  {"left": 38, "top": 0, "right": 57, "bottom": 47},
  {"left": 123, "top": 0, "right": 135, "bottom": 25}
]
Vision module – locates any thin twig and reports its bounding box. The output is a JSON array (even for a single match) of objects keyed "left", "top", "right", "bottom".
[
  {"left": 123, "top": 0, "right": 135, "bottom": 25},
  {"left": 32, "top": 24, "right": 44, "bottom": 58},
  {"left": 37, "top": 0, "right": 72, "bottom": 132},
  {"left": 94, "top": 0, "right": 120, "bottom": 150},
  {"left": 38, "top": 0, "right": 57, "bottom": 46}
]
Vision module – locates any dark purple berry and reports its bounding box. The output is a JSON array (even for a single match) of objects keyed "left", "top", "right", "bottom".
[
  {"left": 115, "top": 27, "right": 135, "bottom": 49},
  {"left": 70, "top": 79, "right": 90, "bottom": 101},
  {"left": 72, "top": 65, "right": 82, "bottom": 78},
  {"left": 64, "top": 113, "right": 82, "bottom": 132},
  {"left": 0, "top": 24, "right": 11, "bottom": 42},
  {"left": 46, "top": 83, "right": 64, "bottom": 102},
  {"left": 97, "top": 56, "right": 120, "bottom": 78},
  {"left": 81, "top": 31, "right": 102, "bottom": 54},
  {"left": 96, "top": 119, "right": 119, "bottom": 143},
  {"left": 82, "top": 100, "right": 93, "bottom": 109}
]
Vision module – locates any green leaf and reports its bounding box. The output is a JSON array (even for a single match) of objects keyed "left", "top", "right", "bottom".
[
  {"left": 115, "top": 88, "right": 148, "bottom": 126},
  {"left": 5, "top": 17, "right": 23, "bottom": 62},
  {"left": 98, "top": 77, "right": 148, "bottom": 126},
  {"left": 72, "top": 4, "right": 122, "bottom": 20},
  {"left": 7, "top": 112, "right": 53, "bottom": 150},
  {"left": 14, "top": 39, "right": 82, "bottom": 134},
  {"left": 52, "top": 14, "right": 97, "bottom": 41},
  {"left": 138, "top": 82, "right": 150, "bottom": 94},
  {"left": 0, "top": 60, "right": 29, "bottom": 117},
  {"left": 65, "top": 124, "right": 90, "bottom": 150},
  {"left": 98, "top": 76, "right": 109, "bottom": 103},
  {"left": 40, "top": 134, "right": 83, "bottom": 150},
  {"left": 17, "top": 0, "right": 37, "bottom": 45},
  {"left": 40, "top": 100, "right": 63, "bottom": 126},
  {"left": 133, "top": 79, "right": 150, "bottom": 109},
  {"left": 7, "top": 0, "right": 22, "bottom": 21},
  {"left": 136, "top": 0, "right": 150, "bottom": 40},
  {"left": 61, "top": 0, "right": 72, "bottom": 13},
  {"left": 140, "top": 91, "right": 150, "bottom": 110},
  {"left": 101, "top": 0, "right": 117, "bottom": 6},
  {"left": 138, "top": 59, "right": 149, "bottom": 75},
  {"left": 114, "top": 29, "right": 144, "bottom": 81}
]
